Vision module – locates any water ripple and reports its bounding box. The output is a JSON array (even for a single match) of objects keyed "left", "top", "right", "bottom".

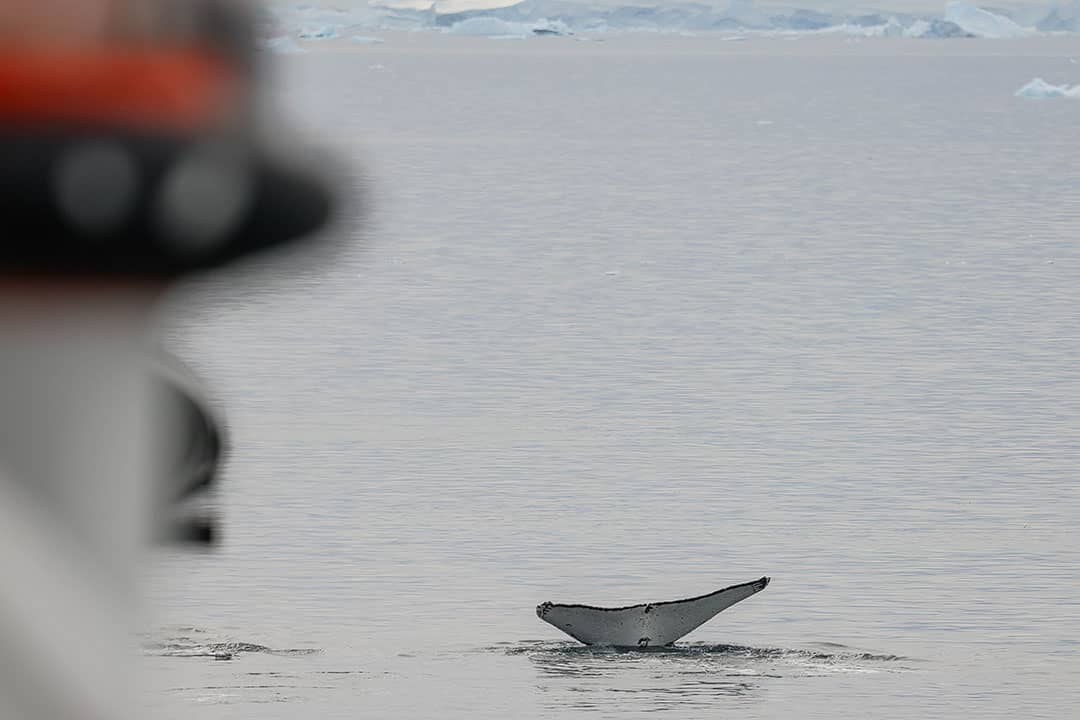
[{"left": 143, "top": 632, "right": 322, "bottom": 661}]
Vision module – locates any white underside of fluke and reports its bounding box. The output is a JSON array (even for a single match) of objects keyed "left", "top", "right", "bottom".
[{"left": 536, "top": 576, "right": 770, "bottom": 647}]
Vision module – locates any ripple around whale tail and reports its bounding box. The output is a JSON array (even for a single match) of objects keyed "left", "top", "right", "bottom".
[
  {"left": 142, "top": 631, "right": 322, "bottom": 661},
  {"left": 484, "top": 639, "right": 916, "bottom": 713},
  {"left": 494, "top": 639, "right": 914, "bottom": 676}
]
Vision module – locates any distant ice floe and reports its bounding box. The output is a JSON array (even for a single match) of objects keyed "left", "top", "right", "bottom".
[
  {"left": 1015, "top": 77, "right": 1080, "bottom": 97},
  {"left": 833, "top": 16, "right": 904, "bottom": 37},
  {"left": 298, "top": 24, "right": 341, "bottom": 39},
  {"left": 260, "top": 0, "right": 1079, "bottom": 42},
  {"left": 445, "top": 16, "right": 571, "bottom": 37},
  {"left": 944, "top": 1, "right": 1030, "bottom": 38},
  {"left": 1036, "top": 2, "right": 1080, "bottom": 32},
  {"left": 259, "top": 35, "right": 307, "bottom": 54},
  {"left": 351, "top": 35, "right": 386, "bottom": 44},
  {"left": 902, "top": 19, "right": 973, "bottom": 38},
  {"left": 445, "top": 16, "right": 531, "bottom": 37},
  {"left": 879, "top": 17, "right": 905, "bottom": 37}
]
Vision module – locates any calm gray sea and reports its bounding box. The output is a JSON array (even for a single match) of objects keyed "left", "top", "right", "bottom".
[{"left": 147, "top": 33, "right": 1080, "bottom": 719}]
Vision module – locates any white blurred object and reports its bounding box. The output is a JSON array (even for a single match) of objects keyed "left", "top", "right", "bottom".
[{"left": 0, "top": 291, "right": 157, "bottom": 720}]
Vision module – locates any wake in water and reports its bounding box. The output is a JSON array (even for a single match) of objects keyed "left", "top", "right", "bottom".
[
  {"left": 491, "top": 640, "right": 914, "bottom": 712},
  {"left": 501, "top": 639, "right": 906, "bottom": 659},
  {"left": 496, "top": 640, "right": 912, "bottom": 676},
  {"left": 143, "top": 629, "right": 322, "bottom": 661}
]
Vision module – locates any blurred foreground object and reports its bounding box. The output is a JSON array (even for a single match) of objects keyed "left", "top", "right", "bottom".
[
  {"left": 0, "top": 0, "right": 335, "bottom": 274},
  {"left": 0, "top": 1, "right": 338, "bottom": 718},
  {"left": 0, "top": 291, "right": 158, "bottom": 720},
  {"left": 155, "top": 348, "right": 228, "bottom": 546}
]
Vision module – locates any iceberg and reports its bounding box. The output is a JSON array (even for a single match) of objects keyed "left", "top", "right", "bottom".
[
  {"left": 880, "top": 17, "right": 905, "bottom": 37},
  {"left": 270, "top": 1, "right": 433, "bottom": 34},
  {"left": 603, "top": 5, "right": 736, "bottom": 31},
  {"left": 778, "top": 9, "right": 835, "bottom": 31},
  {"left": 1015, "top": 77, "right": 1080, "bottom": 97},
  {"left": 848, "top": 13, "right": 890, "bottom": 27},
  {"left": 262, "top": 1, "right": 1074, "bottom": 39},
  {"left": 903, "top": 18, "right": 973, "bottom": 38},
  {"left": 445, "top": 15, "right": 570, "bottom": 37},
  {"left": 533, "top": 25, "right": 571, "bottom": 36},
  {"left": 298, "top": 24, "right": 341, "bottom": 39},
  {"left": 725, "top": 0, "right": 771, "bottom": 29},
  {"left": 528, "top": 18, "right": 573, "bottom": 35},
  {"left": 832, "top": 17, "right": 905, "bottom": 37},
  {"left": 943, "top": 1, "right": 1029, "bottom": 38},
  {"left": 445, "top": 16, "right": 532, "bottom": 36},
  {"left": 259, "top": 35, "right": 308, "bottom": 54},
  {"left": 383, "top": 1, "right": 841, "bottom": 35},
  {"left": 1036, "top": 2, "right": 1080, "bottom": 32}
]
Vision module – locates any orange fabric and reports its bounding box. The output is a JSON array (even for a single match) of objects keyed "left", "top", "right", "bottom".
[{"left": 0, "top": 46, "right": 239, "bottom": 131}]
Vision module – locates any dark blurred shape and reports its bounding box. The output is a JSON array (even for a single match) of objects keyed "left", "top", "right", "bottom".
[
  {"left": 154, "top": 349, "right": 228, "bottom": 546},
  {"left": 0, "top": 0, "right": 336, "bottom": 276},
  {"left": 171, "top": 515, "right": 218, "bottom": 545},
  {"left": 0, "top": 3, "right": 342, "bottom": 718}
]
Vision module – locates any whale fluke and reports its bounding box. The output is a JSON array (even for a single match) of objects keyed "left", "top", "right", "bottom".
[{"left": 536, "top": 576, "right": 770, "bottom": 647}]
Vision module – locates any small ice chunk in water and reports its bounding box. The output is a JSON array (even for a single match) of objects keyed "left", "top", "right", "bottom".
[
  {"left": 260, "top": 36, "right": 307, "bottom": 54},
  {"left": 1015, "top": 78, "right": 1080, "bottom": 98},
  {"left": 298, "top": 25, "right": 340, "bottom": 39}
]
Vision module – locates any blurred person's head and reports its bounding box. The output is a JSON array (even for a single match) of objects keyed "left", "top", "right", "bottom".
[{"left": 0, "top": 2, "right": 340, "bottom": 718}]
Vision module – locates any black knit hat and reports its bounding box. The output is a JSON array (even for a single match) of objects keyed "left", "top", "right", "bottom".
[{"left": 0, "top": 0, "right": 336, "bottom": 276}]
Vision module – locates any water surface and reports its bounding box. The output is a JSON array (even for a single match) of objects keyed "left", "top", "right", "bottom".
[{"left": 149, "top": 33, "right": 1080, "bottom": 719}]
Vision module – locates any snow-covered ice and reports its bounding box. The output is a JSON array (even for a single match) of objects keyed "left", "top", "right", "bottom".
[
  {"left": 260, "top": 0, "right": 1080, "bottom": 40},
  {"left": 445, "top": 17, "right": 532, "bottom": 37},
  {"left": 837, "top": 17, "right": 904, "bottom": 37},
  {"left": 903, "top": 19, "right": 973, "bottom": 38},
  {"left": 445, "top": 16, "right": 570, "bottom": 38},
  {"left": 1035, "top": 2, "right": 1080, "bottom": 32},
  {"left": 1015, "top": 77, "right": 1080, "bottom": 97},
  {"left": 944, "top": 1, "right": 1030, "bottom": 38}
]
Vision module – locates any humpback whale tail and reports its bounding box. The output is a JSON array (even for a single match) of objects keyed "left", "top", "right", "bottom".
[{"left": 537, "top": 576, "right": 770, "bottom": 648}]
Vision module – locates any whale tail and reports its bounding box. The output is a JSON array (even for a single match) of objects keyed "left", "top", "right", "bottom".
[{"left": 537, "top": 576, "right": 771, "bottom": 647}]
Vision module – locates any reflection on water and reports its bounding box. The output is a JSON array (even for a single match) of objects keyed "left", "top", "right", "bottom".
[
  {"left": 493, "top": 640, "right": 912, "bottom": 712},
  {"left": 504, "top": 640, "right": 908, "bottom": 662}
]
